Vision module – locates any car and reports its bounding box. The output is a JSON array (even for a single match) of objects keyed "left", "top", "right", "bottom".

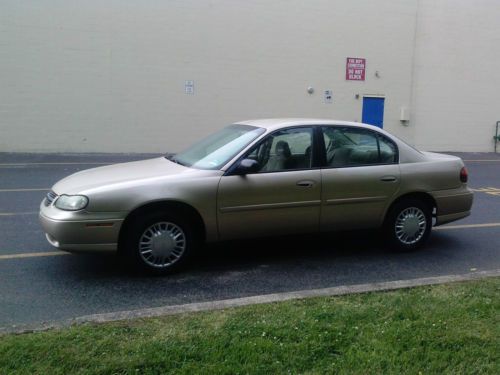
[{"left": 39, "top": 118, "right": 474, "bottom": 274}]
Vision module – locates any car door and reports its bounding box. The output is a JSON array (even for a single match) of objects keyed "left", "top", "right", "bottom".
[
  {"left": 320, "top": 126, "right": 400, "bottom": 231},
  {"left": 217, "top": 126, "right": 321, "bottom": 240}
]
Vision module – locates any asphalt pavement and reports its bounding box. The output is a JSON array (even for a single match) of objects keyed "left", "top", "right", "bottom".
[{"left": 0, "top": 151, "right": 499, "bottom": 330}]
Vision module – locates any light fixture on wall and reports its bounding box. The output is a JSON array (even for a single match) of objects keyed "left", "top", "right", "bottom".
[
  {"left": 375, "top": 71, "right": 381, "bottom": 78},
  {"left": 307, "top": 86, "right": 314, "bottom": 94},
  {"left": 400, "top": 107, "right": 410, "bottom": 126}
]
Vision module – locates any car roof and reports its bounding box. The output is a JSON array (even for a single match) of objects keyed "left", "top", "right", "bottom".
[{"left": 234, "top": 118, "right": 380, "bottom": 132}]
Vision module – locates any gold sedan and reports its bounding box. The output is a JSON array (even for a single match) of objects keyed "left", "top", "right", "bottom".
[{"left": 39, "top": 119, "right": 473, "bottom": 274}]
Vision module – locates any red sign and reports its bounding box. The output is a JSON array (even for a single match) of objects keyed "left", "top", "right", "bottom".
[{"left": 346, "top": 57, "right": 366, "bottom": 81}]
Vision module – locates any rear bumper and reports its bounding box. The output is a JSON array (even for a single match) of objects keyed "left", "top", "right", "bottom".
[
  {"left": 39, "top": 202, "right": 124, "bottom": 253},
  {"left": 430, "top": 187, "right": 474, "bottom": 226},
  {"left": 435, "top": 210, "right": 471, "bottom": 226}
]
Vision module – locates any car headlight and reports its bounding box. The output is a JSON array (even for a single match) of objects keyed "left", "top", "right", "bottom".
[{"left": 55, "top": 195, "right": 89, "bottom": 211}]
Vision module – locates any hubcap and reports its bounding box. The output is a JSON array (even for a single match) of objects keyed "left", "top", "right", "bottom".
[
  {"left": 394, "top": 207, "right": 427, "bottom": 245},
  {"left": 138, "top": 222, "right": 186, "bottom": 268}
]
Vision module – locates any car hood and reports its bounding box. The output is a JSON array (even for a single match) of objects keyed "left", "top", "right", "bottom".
[{"left": 52, "top": 157, "right": 189, "bottom": 195}]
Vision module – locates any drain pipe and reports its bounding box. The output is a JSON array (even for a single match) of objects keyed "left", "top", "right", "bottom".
[{"left": 496, "top": 121, "right": 500, "bottom": 153}]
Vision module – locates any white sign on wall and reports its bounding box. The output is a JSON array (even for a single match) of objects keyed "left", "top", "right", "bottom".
[
  {"left": 185, "top": 80, "right": 194, "bottom": 94},
  {"left": 324, "top": 89, "right": 333, "bottom": 103}
]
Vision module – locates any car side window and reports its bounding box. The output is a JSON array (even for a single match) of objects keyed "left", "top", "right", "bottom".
[
  {"left": 378, "top": 134, "right": 398, "bottom": 163},
  {"left": 245, "top": 127, "right": 313, "bottom": 173},
  {"left": 322, "top": 127, "right": 397, "bottom": 167}
]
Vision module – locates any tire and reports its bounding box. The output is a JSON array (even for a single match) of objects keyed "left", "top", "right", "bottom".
[
  {"left": 123, "top": 211, "right": 198, "bottom": 275},
  {"left": 383, "top": 198, "right": 432, "bottom": 251}
]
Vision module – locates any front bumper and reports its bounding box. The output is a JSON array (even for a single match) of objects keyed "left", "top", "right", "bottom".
[{"left": 39, "top": 201, "right": 125, "bottom": 253}]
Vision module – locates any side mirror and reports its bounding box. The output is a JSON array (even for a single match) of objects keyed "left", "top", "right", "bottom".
[{"left": 235, "top": 158, "right": 259, "bottom": 175}]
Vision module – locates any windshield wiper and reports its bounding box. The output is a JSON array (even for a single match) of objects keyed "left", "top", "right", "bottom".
[
  {"left": 164, "top": 153, "right": 177, "bottom": 162},
  {"left": 164, "top": 153, "right": 187, "bottom": 166}
]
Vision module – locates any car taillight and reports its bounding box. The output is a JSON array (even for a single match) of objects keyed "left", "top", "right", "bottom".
[{"left": 460, "top": 166, "right": 468, "bottom": 183}]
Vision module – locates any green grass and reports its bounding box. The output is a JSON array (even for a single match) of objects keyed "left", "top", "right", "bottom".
[{"left": 1, "top": 278, "right": 499, "bottom": 375}]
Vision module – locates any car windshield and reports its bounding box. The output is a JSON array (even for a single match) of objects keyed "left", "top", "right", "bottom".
[{"left": 167, "top": 124, "right": 265, "bottom": 170}]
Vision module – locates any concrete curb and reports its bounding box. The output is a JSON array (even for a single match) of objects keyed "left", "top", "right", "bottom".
[{"left": 2, "top": 269, "right": 499, "bottom": 335}]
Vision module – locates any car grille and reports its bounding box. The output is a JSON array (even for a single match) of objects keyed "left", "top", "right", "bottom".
[{"left": 44, "top": 190, "right": 58, "bottom": 206}]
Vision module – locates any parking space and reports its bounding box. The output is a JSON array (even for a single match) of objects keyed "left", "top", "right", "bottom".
[{"left": 0, "top": 152, "right": 499, "bottom": 330}]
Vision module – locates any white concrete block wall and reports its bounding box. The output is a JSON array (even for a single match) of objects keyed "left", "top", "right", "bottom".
[
  {"left": 412, "top": 0, "right": 500, "bottom": 152},
  {"left": 0, "top": 0, "right": 417, "bottom": 153},
  {"left": 2, "top": 1, "right": 498, "bottom": 153}
]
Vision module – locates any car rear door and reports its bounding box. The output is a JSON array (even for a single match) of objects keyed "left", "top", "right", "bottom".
[
  {"left": 217, "top": 126, "right": 321, "bottom": 240},
  {"left": 319, "top": 126, "right": 400, "bottom": 231}
]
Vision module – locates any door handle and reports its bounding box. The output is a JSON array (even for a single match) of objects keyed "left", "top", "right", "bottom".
[
  {"left": 380, "top": 176, "right": 397, "bottom": 182},
  {"left": 296, "top": 180, "right": 315, "bottom": 187}
]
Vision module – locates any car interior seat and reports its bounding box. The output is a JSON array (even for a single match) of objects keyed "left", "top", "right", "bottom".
[
  {"left": 264, "top": 140, "right": 292, "bottom": 171},
  {"left": 327, "top": 139, "right": 354, "bottom": 167}
]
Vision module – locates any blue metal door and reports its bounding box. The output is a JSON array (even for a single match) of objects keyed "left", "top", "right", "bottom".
[{"left": 362, "top": 97, "right": 385, "bottom": 128}]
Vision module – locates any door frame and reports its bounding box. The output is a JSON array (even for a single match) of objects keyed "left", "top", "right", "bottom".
[{"left": 361, "top": 95, "right": 385, "bottom": 129}]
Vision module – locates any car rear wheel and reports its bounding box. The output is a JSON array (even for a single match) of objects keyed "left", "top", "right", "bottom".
[
  {"left": 123, "top": 211, "right": 197, "bottom": 274},
  {"left": 384, "top": 198, "right": 432, "bottom": 251}
]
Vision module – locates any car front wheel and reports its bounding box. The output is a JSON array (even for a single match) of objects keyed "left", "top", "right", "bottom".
[
  {"left": 384, "top": 198, "right": 432, "bottom": 251},
  {"left": 123, "top": 211, "right": 197, "bottom": 274}
]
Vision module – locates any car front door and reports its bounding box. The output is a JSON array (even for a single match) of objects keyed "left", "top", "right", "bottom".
[
  {"left": 320, "top": 126, "right": 400, "bottom": 231},
  {"left": 217, "top": 126, "right": 321, "bottom": 240}
]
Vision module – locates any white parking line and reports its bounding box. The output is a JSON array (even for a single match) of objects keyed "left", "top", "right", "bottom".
[
  {"left": 0, "top": 188, "right": 49, "bottom": 192},
  {"left": 0, "top": 251, "right": 69, "bottom": 260},
  {"left": 0, "top": 162, "right": 110, "bottom": 166},
  {"left": 435, "top": 222, "right": 500, "bottom": 230},
  {"left": 0, "top": 212, "right": 38, "bottom": 216},
  {"left": 470, "top": 187, "right": 500, "bottom": 196},
  {"left": 463, "top": 159, "right": 500, "bottom": 162}
]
